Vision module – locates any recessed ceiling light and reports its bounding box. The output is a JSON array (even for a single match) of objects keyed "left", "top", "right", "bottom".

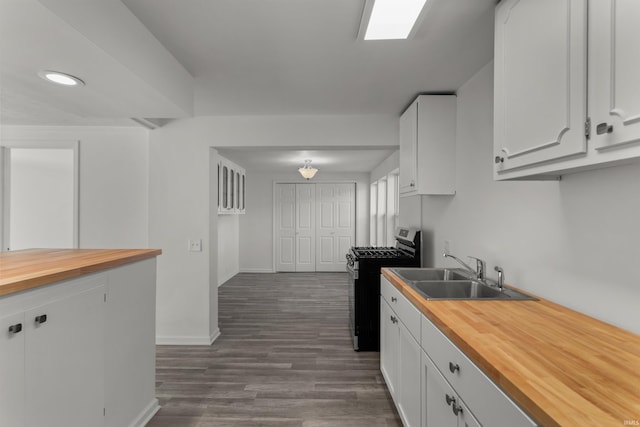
[
  {"left": 363, "top": 0, "right": 428, "bottom": 40},
  {"left": 38, "top": 70, "right": 85, "bottom": 86}
]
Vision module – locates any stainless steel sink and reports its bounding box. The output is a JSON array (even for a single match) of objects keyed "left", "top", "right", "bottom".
[
  {"left": 411, "top": 280, "right": 536, "bottom": 300},
  {"left": 390, "top": 268, "right": 472, "bottom": 282}
]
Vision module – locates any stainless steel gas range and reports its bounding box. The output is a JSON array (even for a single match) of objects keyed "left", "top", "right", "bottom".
[{"left": 345, "top": 227, "right": 421, "bottom": 351}]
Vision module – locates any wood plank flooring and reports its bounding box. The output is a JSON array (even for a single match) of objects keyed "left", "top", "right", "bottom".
[{"left": 147, "top": 272, "right": 401, "bottom": 427}]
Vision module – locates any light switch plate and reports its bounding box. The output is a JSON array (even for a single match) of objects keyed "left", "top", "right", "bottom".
[{"left": 188, "top": 239, "right": 202, "bottom": 252}]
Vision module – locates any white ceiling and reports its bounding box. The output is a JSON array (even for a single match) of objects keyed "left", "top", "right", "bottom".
[{"left": 0, "top": 0, "right": 496, "bottom": 173}]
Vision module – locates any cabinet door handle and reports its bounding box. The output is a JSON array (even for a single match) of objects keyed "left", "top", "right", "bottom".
[
  {"left": 494, "top": 155, "right": 504, "bottom": 164},
  {"left": 445, "top": 394, "right": 455, "bottom": 406},
  {"left": 452, "top": 401, "right": 463, "bottom": 416},
  {"left": 391, "top": 296, "right": 397, "bottom": 302},
  {"left": 596, "top": 122, "right": 613, "bottom": 135},
  {"left": 8, "top": 323, "right": 22, "bottom": 334},
  {"left": 449, "top": 362, "right": 460, "bottom": 373},
  {"left": 34, "top": 314, "right": 48, "bottom": 324},
  {"left": 390, "top": 315, "right": 397, "bottom": 324}
]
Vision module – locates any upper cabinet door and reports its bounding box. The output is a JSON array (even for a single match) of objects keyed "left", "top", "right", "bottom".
[
  {"left": 494, "top": 0, "right": 588, "bottom": 174},
  {"left": 399, "top": 101, "right": 418, "bottom": 194},
  {"left": 589, "top": 0, "right": 640, "bottom": 151}
]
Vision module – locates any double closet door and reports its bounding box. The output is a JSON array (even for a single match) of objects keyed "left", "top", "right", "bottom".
[{"left": 275, "top": 183, "right": 355, "bottom": 272}]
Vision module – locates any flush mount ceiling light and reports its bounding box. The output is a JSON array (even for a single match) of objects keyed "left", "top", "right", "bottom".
[
  {"left": 298, "top": 159, "right": 319, "bottom": 180},
  {"left": 38, "top": 70, "right": 85, "bottom": 87},
  {"left": 360, "top": 0, "right": 429, "bottom": 40}
]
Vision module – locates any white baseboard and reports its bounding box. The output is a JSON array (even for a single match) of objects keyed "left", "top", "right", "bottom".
[
  {"left": 217, "top": 270, "right": 237, "bottom": 287},
  {"left": 131, "top": 398, "right": 160, "bottom": 427},
  {"left": 156, "top": 335, "right": 213, "bottom": 345},
  {"left": 239, "top": 268, "right": 274, "bottom": 273},
  {"left": 210, "top": 328, "right": 221, "bottom": 345},
  {"left": 156, "top": 328, "right": 221, "bottom": 346}
]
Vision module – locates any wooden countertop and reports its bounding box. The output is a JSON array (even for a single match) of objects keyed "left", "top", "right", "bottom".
[
  {"left": 382, "top": 268, "right": 640, "bottom": 427},
  {"left": 0, "top": 248, "right": 162, "bottom": 297}
]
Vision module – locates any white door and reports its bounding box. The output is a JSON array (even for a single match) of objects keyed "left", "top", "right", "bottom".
[
  {"left": 0, "top": 310, "right": 25, "bottom": 427},
  {"left": 494, "top": 0, "right": 587, "bottom": 173},
  {"left": 399, "top": 101, "right": 418, "bottom": 193},
  {"left": 590, "top": 0, "right": 640, "bottom": 151},
  {"left": 275, "top": 183, "right": 296, "bottom": 272},
  {"left": 380, "top": 299, "right": 399, "bottom": 397},
  {"left": 295, "top": 184, "right": 315, "bottom": 272},
  {"left": 316, "top": 183, "right": 355, "bottom": 272},
  {"left": 2, "top": 143, "right": 78, "bottom": 251},
  {"left": 24, "top": 283, "right": 105, "bottom": 427}
]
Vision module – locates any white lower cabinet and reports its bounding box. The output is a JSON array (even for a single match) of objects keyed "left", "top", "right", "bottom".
[
  {"left": 0, "top": 259, "right": 158, "bottom": 427},
  {"left": 0, "top": 275, "right": 105, "bottom": 427},
  {"left": 380, "top": 275, "right": 538, "bottom": 427},
  {"left": 423, "top": 350, "right": 480, "bottom": 427},
  {"left": 380, "top": 278, "right": 421, "bottom": 427}
]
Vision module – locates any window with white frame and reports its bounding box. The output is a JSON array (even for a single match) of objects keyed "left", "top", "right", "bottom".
[{"left": 371, "top": 170, "right": 400, "bottom": 247}]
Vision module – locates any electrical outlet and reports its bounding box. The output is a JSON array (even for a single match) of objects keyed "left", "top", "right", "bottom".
[
  {"left": 188, "top": 239, "right": 202, "bottom": 252},
  {"left": 444, "top": 240, "right": 451, "bottom": 255}
]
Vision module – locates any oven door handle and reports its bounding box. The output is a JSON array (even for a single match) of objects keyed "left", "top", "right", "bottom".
[{"left": 346, "top": 262, "right": 358, "bottom": 279}]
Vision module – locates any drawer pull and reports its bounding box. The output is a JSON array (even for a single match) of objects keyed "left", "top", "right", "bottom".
[
  {"left": 445, "top": 394, "right": 455, "bottom": 406},
  {"left": 449, "top": 362, "right": 460, "bottom": 374},
  {"left": 391, "top": 296, "right": 397, "bottom": 302},
  {"left": 452, "top": 401, "right": 463, "bottom": 416},
  {"left": 34, "top": 314, "right": 48, "bottom": 325},
  {"left": 8, "top": 323, "right": 22, "bottom": 334}
]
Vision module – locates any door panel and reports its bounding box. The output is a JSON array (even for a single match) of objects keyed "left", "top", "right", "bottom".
[
  {"left": 494, "top": 0, "right": 587, "bottom": 173},
  {"left": 315, "top": 183, "right": 355, "bottom": 272},
  {"left": 295, "top": 184, "right": 315, "bottom": 272},
  {"left": 590, "top": 0, "right": 640, "bottom": 150},
  {"left": 0, "top": 311, "right": 25, "bottom": 427},
  {"left": 275, "top": 184, "right": 296, "bottom": 272}
]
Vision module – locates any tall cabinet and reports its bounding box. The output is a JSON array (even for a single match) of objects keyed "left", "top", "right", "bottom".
[{"left": 494, "top": 0, "right": 640, "bottom": 180}]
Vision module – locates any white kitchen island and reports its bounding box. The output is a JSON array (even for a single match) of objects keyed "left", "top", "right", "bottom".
[{"left": 0, "top": 248, "right": 161, "bottom": 427}]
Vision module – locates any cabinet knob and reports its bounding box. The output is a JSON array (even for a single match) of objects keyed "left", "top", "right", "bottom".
[
  {"left": 494, "top": 155, "right": 504, "bottom": 164},
  {"left": 449, "top": 361, "right": 460, "bottom": 374},
  {"left": 391, "top": 296, "right": 397, "bottom": 303},
  {"left": 390, "top": 315, "right": 398, "bottom": 324},
  {"left": 34, "top": 314, "right": 47, "bottom": 325},
  {"left": 8, "top": 323, "right": 22, "bottom": 334},
  {"left": 410, "top": 181, "right": 415, "bottom": 187},
  {"left": 445, "top": 394, "right": 455, "bottom": 406},
  {"left": 452, "top": 401, "right": 463, "bottom": 416},
  {"left": 596, "top": 122, "right": 614, "bottom": 135}
]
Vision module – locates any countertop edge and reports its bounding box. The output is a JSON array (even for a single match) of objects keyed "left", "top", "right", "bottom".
[{"left": 0, "top": 249, "right": 162, "bottom": 297}]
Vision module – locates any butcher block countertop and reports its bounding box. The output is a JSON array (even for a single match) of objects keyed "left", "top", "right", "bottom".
[
  {"left": 382, "top": 268, "right": 640, "bottom": 427},
  {"left": 0, "top": 248, "right": 161, "bottom": 297}
]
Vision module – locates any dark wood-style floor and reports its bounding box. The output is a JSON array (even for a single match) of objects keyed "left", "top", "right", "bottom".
[{"left": 147, "top": 272, "right": 401, "bottom": 427}]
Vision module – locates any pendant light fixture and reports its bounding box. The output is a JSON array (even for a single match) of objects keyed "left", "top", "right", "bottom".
[{"left": 298, "top": 159, "right": 318, "bottom": 180}]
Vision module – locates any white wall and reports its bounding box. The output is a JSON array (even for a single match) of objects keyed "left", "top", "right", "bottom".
[
  {"left": 419, "top": 62, "right": 640, "bottom": 334},
  {"left": 370, "top": 150, "right": 399, "bottom": 182},
  {"left": 149, "top": 114, "right": 396, "bottom": 344},
  {"left": 239, "top": 171, "right": 370, "bottom": 273},
  {"left": 1, "top": 126, "right": 149, "bottom": 248}
]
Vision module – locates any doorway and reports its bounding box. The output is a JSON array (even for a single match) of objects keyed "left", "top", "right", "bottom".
[
  {"left": 274, "top": 182, "right": 355, "bottom": 272},
  {"left": 1, "top": 141, "right": 79, "bottom": 251}
]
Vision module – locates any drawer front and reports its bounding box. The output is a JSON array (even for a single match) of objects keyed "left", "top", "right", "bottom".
[
  {"left": 421, "top": 315, "right": 537, "bottom": 427},
  {"left": 381, "top": 276, "right": 420, "bottom": 341}
]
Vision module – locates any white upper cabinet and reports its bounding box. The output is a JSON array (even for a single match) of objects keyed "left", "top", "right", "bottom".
[
  {"left": 494, "top": 0, "right": 640, "bottom": 180},
  {"left": 589, "top": 0, "right": 640, "bottom": 151},
  {"left": 494, "top": 0, "right": 587, "bottom": 176},
  {"left": 399, "top": 95, "right": 456, "bottom": 196}
]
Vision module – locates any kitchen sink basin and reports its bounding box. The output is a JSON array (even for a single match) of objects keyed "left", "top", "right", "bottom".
[
  {"left": 390, "top": 268, "right": 472, "bottom": 282},
  {"left": 411, "top": 280, "right": 537, "bottom": 300}
]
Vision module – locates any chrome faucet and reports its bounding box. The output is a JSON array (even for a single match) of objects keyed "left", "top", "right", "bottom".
[{"left": 443, "top": 252, "right": 486, "bottom": 281}]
